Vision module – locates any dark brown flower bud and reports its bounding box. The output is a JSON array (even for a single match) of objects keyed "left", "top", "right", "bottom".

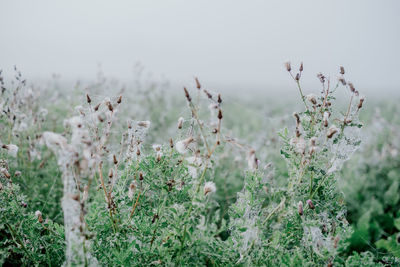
[
  {"left": 183, "top": 87, "right": 191, "bottom": 102},
  {"left": 358, "top": 97, "right": 365, "bottom": 110},
  {"left": 338, "top": 77, "right": 346, "bottom": 86},
  {"left": 340, "top": 66, "right": 345, "bottom": 75},
  {"left": 295, "top": 73, "right": 300, "bottom": 81},
  {"left": 195, "top": 77, "right": 201, "bottom": 89},
  {"left": 285, "top": 62, "right": 291, "bottom": 72},
  {"left": 217, "top": 94, "right": 222, "bottom": 104},
  {"left": 348, "top": 82, "right": 355, "bottom": 93},
  {"left": 218, "top": 109, "right": 223, "bottom": 120},
  {"left": 169, "top": 138, "right": 174, "bottom": 148},
  {"left": 299, "top": 62, "right": 303, "bottom": 72},
  {"left": 107, "top": 101, "right": 114, "bottom": 112},
  {"left": 306, "top": 199, "right": 315, "bottom": 209},
  {"left": 139, "top": 172, "right": 144, "bottom": 181},
  {"left": 86, "top": 94, "right": 92, "bottom": 104},
  {"left": 117, "top": 95, "right": 122, "bottom": 104},
  {"left": 113, "top": 155, "right": 118, "bottom": 165},
  {"left": 203, "top": 90, "right": 212, "bottom": 99},
  {"left": 298, "top": 201, "right": 303, "bottom": 215},
  {"left": 94, "top": 103, "right": 101, "bottom": 111}
]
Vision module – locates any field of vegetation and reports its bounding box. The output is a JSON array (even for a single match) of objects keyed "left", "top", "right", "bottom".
[{"left": 1, "top": 64, "right": 399, "bottom": 266}]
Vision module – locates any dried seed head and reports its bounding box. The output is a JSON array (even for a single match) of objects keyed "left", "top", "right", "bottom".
[
  {"left": 338, "top": 77, "right": 346, "bottom": 86},
  {"left": 136, "top": 148, "right": 141, "bottom": 156},
  {"left": 117, "top": 95, "right": 122, "bottom": 104},
  {"left": 139, "top": 172, "right": 144, "bottom": 181},
  {"left": 183, "top": 87, "right": 191, "bottom": 102},
  {"left": 306, "top": 199, "right": 315, "bottom": 209},
  {"left": 306, "top": 94, "right": 317, "bottom": 105},
  {"left": 35, "top": 210, "right": 43, "bottom": 223},
  {"left": 310, "top": 137, "right": 317, "bottom": 147},
  {"left": 203, "top": 90, "right": 212, "bottom": 99},
  {"left": 348, "top": 82, "right": 355, "bottom": 93},
  {"left": 106, "top": 101, "right": 114, "bottom": 112},
  {"left": 323, "top": 111, "right": 330, "bottom": 127},
  {"left": 203, "top": 181, "right": 217, "bottom": 195},
  {"left": 358, "top": 96, "right": 365, "bottom": 110},
  {"left": 298, "top": 201, "right": 304, "bottom": 215},
  {"left": 137, "top": 121, "right": 151, "bottom": 128},
  {"left": 175, "top": 137, "right": 194, "bottom": 154},
  {"left": 113, "top": 155, "right": 118, "bottom": 165},
  {"left": 98, "top": 115, "right": 105, "bottom": 123},
  {"left": 1, "top": 168, "right": 11, "bottom": 179},
  {"left": 195, "top": 77, "right": 201, "bottom": 89},
  {"left": 247, "top": 149, "right": 258, "bottom": 170},
  {"left": 177, "top": 117, "right": 184, "bottom": 129},
  {"left": 169, "top": 138, "right": 174, "bottom": 148},
  {"left": 108, "top": 169, "right": 113, "bottom": 178},
  {"left": 2, "top": 144, "right": 18, "bottom": 158},
  {"left": 295, "top": 127, "right": 301, "bottom": 138},
  {"left": 152, "top": 144, "right": 162, "bottom": 152},
  {"left": 299, "top": 62, "right": 303, "bottom": 72},
  {"left": 128, "top": 182, "right": 136, "bottom": 200},
  {"left": 285, "top": 62, "right": 291, "bottom": 72},
  {"left": 86, "top": 94, "right": 92, "bottom": 104},
  {"left": 340, "top": 66, "right": 345, "bottom": 75},
  {"left": 156, "top": 151, "right": 162, "bottom": 162},
  {"left": 327, "top": 125, "right": 339, "bottom": 138},
  {"left": 317, "top": 73, "right": 325, "bottom": 84},
  {"left": 295, "top": 73, "right": 300, "bottom": 81}
]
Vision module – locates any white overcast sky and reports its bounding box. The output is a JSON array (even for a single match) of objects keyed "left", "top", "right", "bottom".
[{"left": 0, "top": 0, "right": 399, "bottom": 92}]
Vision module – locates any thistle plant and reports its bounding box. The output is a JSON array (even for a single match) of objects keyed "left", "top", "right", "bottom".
[{"left": 1, "top": 64, "right": 396, "bottom": 266}]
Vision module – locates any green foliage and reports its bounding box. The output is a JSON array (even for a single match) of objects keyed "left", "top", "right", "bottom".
[{"left": 1, "top": 67, "right": 399, "bottom": 266}]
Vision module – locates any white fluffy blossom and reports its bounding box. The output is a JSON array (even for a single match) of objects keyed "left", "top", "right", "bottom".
[
  {"left": 175, "top": 137, "right": 194, "bottom": 154},
  {"left": 4, "top": 144, "right": 19, "bottom": 158},
  {"left": 203, "top": 181, "right": 217, "bottom": 195}
]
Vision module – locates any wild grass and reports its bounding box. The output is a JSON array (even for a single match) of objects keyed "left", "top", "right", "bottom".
[{"left": 0, "top": 65, "right": 399, "bottom": 266}]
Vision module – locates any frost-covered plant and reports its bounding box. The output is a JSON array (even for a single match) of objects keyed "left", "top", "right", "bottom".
[
  {"left": 2, "top": 64, "right": 395, "bottom": 266},
  {"left": 224, "top": 63, "right": 367, "bottom": 266}
]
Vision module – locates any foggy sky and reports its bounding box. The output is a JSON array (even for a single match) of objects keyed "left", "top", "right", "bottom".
[{"left": 1, "top": 0, "right": 399, "bottom": 93}]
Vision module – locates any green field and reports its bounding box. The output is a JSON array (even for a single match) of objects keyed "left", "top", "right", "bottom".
[{"left": 1, "top": 67, "right": 400, "bottom": 266}]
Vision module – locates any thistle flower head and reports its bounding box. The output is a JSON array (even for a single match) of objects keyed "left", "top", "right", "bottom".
[
  {"left": 204, "top": 181, "right": 217, "bottom": 195},
  {"left": 298, "top": 201, "right": 304, "bottom": 215},
  {"left": 175, "top": 137, "right": 194, "bottom": 154},
  {"left": 327, "top": 125, "right": 339, "bottom": 139},
  {"left": 2, "top": 144, "right": 18, "bottom": 157},
  {"left": 177, "top": 117, "right": 184, "bottom": 129},
  {"left": 35, "top": 210, "right": 43, "bottom": 223},
  {"left": 306, "top": 94, "right": 317, "bottom": 105}
]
